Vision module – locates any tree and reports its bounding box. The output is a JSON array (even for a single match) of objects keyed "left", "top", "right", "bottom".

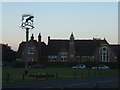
[{"left": 2, "top": 43, "right": 16, "bottom": 63}]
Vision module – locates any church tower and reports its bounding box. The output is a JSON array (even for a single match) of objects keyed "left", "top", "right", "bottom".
[{"left": 69, "top": 32, "right": 76, "bottom": 61}]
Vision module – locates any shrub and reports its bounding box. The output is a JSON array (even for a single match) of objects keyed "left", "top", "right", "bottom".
[
  {"left": 46, "top": 61, "right": 78, "bottom": 67},
  {"left": 11, "top": 60, "right": 120, "bottom": 69},
  {"left": 12, "top": 61, "right": 24, "bottom": 68}
]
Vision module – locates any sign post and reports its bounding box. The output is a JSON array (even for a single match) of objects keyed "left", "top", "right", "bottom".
[{"left": 21, "top": 14, "right": 34, "bottom": 75}]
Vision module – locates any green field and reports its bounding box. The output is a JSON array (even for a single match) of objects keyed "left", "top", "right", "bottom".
[{"left": 2, "top": 67, "right": 119, "bottom": 84}]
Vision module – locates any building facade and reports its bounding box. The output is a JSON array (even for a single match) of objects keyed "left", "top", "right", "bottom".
[
  {"left": 16, "top": 33, "right": 120, "bottom": 62},
  {"left": 16, "top": 33, "right": 46, "bottom": 62}
]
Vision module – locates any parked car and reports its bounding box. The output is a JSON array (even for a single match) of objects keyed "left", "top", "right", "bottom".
[
  {"left": 29, "top": 64, "right": 45, "bottom": 69},
  {"left": 72, "top": 64, "right": 85, "bottom": 69},
  {"left": 92, "top": 65, "right": 109, "bottom": 69}
]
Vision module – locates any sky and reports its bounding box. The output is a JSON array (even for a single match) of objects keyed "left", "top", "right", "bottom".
[{"left": 1, "top": 1, "right": 118, "bottom": 51}]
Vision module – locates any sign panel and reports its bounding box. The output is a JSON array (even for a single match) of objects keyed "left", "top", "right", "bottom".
[{"left": 21, "top": 14, "right": 34, "bottom": 29}]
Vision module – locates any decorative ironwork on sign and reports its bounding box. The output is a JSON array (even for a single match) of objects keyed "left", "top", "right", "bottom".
[{"left": 21, "top": 14, "right": 34, "bottom": 29}]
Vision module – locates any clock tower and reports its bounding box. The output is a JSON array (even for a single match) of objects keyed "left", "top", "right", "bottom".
[{"left": 69, "top": 32, "right": 76, "bottom": 61}]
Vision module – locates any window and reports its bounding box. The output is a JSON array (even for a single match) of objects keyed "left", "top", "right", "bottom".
[
  {"left": 99, "top": 46, "right": 109, "bottom": 62},
  {"left": 16, "top": 59, "right": 22, "bottom": 62},
  {"left": 59, "top": 52, "right": 67, "bottom": 61},
  {"left": 28, "top": 47, "right": 34, "bottom": 54},
  {"left": 28, "top": 57, "right": 34, "bottom": 62},
  {"left": 48, "top": 56, "right": 57, "bottom": 61},
  {"left": 81, "top": 56, "right": 92, "bottom": 62},
  {"left": 48, "top": 56, "right": 51, "bottom": 60}
]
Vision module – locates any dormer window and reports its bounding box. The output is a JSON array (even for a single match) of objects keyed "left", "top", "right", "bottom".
[{"left": 28, "top": 47, "right": 34, "bottom": 54}]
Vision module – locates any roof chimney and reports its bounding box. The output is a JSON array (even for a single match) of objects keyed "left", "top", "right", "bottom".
[
  {"left": 38, "top": 33, "right": 41, "bottom": 42},
  {"left": 31, "top": 34, "right": 34, "bottom": 40},
  {"left": 48, "top": 36, "right": 50, "bottom": 41},
  {"left": 48, "top": 36, "right": 50, "bottom": 45}
]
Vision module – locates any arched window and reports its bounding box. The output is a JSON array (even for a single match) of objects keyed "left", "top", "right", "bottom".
[{"left": 99, "top": 46, "right": 109, "bottom": 62}]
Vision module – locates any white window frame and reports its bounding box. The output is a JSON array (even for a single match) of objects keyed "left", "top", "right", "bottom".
[
  {"left": 99, "top": 46, "right": 109, "bottom": 62},
  {"left": 59, "top": 52, "right": 67, "bottom": 61},
  {"left": 48, "top": 56, "right": 57, "bottom": 61}
]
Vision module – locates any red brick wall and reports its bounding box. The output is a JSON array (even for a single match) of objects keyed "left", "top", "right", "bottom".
[
  {"left": 21, "top": 41, "right": 40, "bottom": 62},
  {"left": 93, "top": 45, "right": 117, "bottom": 62}
]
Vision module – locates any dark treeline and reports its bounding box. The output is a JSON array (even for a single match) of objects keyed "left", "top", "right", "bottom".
[{"left": 2, "top": 43, "right": 16, "bottom": 63}]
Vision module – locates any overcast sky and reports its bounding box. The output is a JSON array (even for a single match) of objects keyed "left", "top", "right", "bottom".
[{"left": 2, "top": 1, "right": 118, "bottom": 51}]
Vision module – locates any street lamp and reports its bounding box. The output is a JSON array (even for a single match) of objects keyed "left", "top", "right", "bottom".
[{"left": 21, "top": 14, "right": 34, "bottom": 75}]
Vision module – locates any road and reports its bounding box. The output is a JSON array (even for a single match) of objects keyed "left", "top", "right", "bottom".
[{"left": 2, "top": 76, "right": 120, "bottom": 89}]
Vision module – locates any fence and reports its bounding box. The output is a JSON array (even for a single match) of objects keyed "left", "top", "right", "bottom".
[{"left": 3, "top": 69, "right": 118, "bottom": 84}]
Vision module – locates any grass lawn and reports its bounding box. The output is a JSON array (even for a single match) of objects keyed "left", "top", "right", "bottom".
[{"left": 2, "top": 67, "right": 119, "bottom": 84}]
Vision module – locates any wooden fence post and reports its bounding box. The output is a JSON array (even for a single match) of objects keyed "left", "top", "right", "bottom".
[
  {"left": 56, "top": 72, "right": 58, "bottom": 79},
  {"left": 88, "top": 71, "right": 89, "bottom": 77},
  {"left": 22, "top": 73, "right": 25, "bottom": 81},
  {"left": 94, "top": 82, "right": 98, "bottom": 88},
  {"left": 94, "top": 70, "right": 96, "bottom": 77},
  {"left": 36, "top": 75, "right": 38, "bottom": 80},
  {"left": 81, "top": 72, "right": 83, "bottom": 78},
  {"left": 74, "top": 72, "right": 76, "bottom": 79},
  {"left": 7, "top": 73, "right": 9, "bottom": 83},
  {"left": 46, "top": 73, "right": 48, "bottom": 80}
]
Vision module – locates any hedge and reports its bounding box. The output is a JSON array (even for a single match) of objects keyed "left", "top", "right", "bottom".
[{"left": 11, "top": 61, "right": 120, "bottom": 69}]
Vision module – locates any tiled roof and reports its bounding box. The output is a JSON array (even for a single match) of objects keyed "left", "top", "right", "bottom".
[
  {"left": 47, "top": 40, "right": 69, "bottom": 55},
  {"left": 47, "top": 39, "right": 108, "bottom": 56}
]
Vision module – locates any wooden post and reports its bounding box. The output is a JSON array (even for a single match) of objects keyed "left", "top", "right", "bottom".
[
  {"left": 46, "top": 73, "right": 48, "bottom": 80},
  {"left": 81, "top": 72, "right": 83, "bottom": 78},
  {"left": 74, "top": 72, "right": 76, "bottom": 79},
  {"left": 36, "top": 75, "right": 38, "bottom": 80},
  {"left": 94, "top": 82, "right": 98, "bottom": 88},
  {"left": 94, "top": 70, "right": 96, "bottom": 77},
  {"left": 56, "top": 72, "right": 58, "bottom": 79},
  {"left": 22, "top": 73, "right": 25, "bottom": 81},
  {"left": 25, "top": 28, "right": 29, "bottom": 75},
  {"left": 88, "top": 71, "right": 89, "bottom": 77},
  {"left": 7, "top": 73, "right": 9, "bottom": 83}
]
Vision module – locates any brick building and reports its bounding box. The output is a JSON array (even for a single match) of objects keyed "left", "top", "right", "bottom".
[
  {"left": 16, "top": 33, "right": 120, "bottom": 63},
  {"left": 16, "top": 33, "right": 46, "bottom": 62}
]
